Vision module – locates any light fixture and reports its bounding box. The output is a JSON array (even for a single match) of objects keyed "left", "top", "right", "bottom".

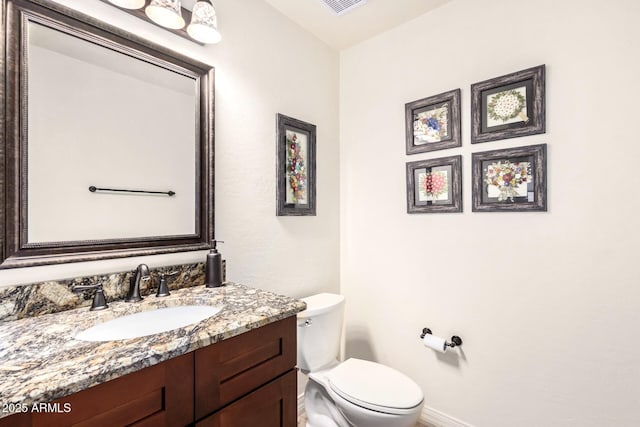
[
  {"left": 187, "top": 1, "right": 221, "bottom": 44},
  {"left": 145, "top": 0, "right": 186, "bottom": 30},
  {"left": 104, "top": 0, "right": 222, "bottom": 45},
  {"left": 107, "top": 0, "right": 145, "bottom": 9}
]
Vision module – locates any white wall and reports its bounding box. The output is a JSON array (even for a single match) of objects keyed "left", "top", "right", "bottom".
[
  {"left": 0, "top": 0, "right": 340, "bottom": 298},
  {"left": 340, "top": 0, "right": 640, "bottom": 426}
]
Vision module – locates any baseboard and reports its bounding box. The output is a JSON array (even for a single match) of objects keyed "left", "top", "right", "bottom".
[{"left": 419, "top": 405, "right": 473, "bottom": 427}]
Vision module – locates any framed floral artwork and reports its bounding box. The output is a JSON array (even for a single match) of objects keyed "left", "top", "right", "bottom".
[
  {"left": 276, "top": 113, "right": 316, "bottom": 216},
  {"left": 406, "top": 155, "right": 462, "bottom": 213},
  {"left": 472, "top": 144, "right": 547, "bottom": 212},
  {"left": 471, "top": 65, "right": 545, "bottom": 144},
  {"left": 405, "top": 89, "right": 461, "bottom": 154}
]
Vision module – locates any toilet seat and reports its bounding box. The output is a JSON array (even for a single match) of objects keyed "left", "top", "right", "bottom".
[{"left": 326, "top": 358, "right": 423, "bottom": 415}]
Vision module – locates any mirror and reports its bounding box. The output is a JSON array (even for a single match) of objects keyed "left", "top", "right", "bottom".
[{"left": 1, "top": 0, "right": 214, "bottom": 268}]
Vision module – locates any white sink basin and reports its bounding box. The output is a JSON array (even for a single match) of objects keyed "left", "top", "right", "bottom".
[{"left": 75, "top": 305, "right": 222, "bottom": 342}]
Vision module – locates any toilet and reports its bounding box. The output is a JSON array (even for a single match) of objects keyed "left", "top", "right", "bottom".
[{"left": 297, "top": 293, "right": 423, "bottom": 427}]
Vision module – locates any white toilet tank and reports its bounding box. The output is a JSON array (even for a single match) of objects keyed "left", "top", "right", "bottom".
[{"left": 297, "top": 293, "right": 345, "bottom": 372}]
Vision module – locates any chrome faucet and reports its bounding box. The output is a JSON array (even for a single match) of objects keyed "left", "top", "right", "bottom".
[{"left": 126, "top": 264, "right": 150, "bottom": 302}]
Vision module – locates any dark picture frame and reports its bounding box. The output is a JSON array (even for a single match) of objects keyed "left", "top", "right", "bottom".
[
  {"left": 405, "top": 89, "right": 461, "bottom": 154},
  {"left": 276, "top": 113, "right": 316, "bottom": 216},
  {"left": 406, "top": 155, "right": 462, "bottom": 213},
  {"left": 471, "top": 65, "right": 545, "bottom": 144},
  {"left": 472, "top": 144, "right": 547, "bottom": 212}
]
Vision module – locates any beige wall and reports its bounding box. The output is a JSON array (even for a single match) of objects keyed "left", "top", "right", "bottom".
[
  {"left": 0, "top": 0, "right": 341, "bottom": 299},
  {"left": 340, "top": 0, "right": 640, "bottom": 426}
]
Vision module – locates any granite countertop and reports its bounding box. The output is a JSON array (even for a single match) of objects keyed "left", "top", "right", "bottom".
[{"left": 0, "top": 283, "right": 306, "bottom": 418}]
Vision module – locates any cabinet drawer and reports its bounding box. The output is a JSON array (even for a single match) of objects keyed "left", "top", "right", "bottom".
[
  {"left": 195, "top": 317, "right": 296, "bottom": 420},
  {"left": 195, "top": 369, "right": 296, "bottom": 427}
]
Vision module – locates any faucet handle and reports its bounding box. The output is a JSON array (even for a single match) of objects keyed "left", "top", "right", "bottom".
[
  {"left": 156, "top": 271, "right": 178, "bottom": 297},
  {"left": 72, "top": 281, "right": 108, "bottom": 311}
]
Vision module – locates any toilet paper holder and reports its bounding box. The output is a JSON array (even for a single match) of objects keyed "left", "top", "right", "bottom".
[{"left": 420, "top": 328, "right": 463, "bottom": 348}]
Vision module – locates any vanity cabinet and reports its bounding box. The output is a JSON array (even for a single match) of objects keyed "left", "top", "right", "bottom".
[{"left": 0, "top": 317, "right": 297, "bottom": 427}]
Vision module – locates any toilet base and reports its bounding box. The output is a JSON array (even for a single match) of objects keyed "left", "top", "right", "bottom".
[
  {"left": 304, "top": 375, "right": 422, "bottom": 427},
  {"left": 305, "top": 378, "right": 350, "bottom": 427}
]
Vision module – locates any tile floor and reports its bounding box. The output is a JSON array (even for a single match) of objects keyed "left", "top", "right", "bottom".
[{"left": 298, "top": 412, "right": 424, "bottom": 426}]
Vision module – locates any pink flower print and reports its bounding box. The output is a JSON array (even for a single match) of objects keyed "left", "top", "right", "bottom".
[{"left": 424, "top": 172, "right": 446, "bottom": 196}]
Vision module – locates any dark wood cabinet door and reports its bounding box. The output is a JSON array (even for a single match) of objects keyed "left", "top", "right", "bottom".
[
  {"left": 195, "top": 317, "right": 296, "bottom": 419},
  {"left": 195, "top": 369, "right": 297, "bottom": 427}
]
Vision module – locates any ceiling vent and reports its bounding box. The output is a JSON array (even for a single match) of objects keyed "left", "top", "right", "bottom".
[{"left": 319, "top": 0, "right": 367, "bottom": 16}]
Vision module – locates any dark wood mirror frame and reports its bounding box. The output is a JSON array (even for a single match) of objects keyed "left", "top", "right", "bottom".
[{"left": 0, "top": 0, "right": 215, "bottom": 269}]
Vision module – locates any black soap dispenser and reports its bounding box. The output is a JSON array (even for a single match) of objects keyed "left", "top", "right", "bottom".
[{"left": 205, "top": 240, "right": 224, "bottom": 288}]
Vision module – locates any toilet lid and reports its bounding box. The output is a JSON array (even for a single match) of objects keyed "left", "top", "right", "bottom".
[{"left": 327, "top": 358, "right": 423, "bottom": 414}]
